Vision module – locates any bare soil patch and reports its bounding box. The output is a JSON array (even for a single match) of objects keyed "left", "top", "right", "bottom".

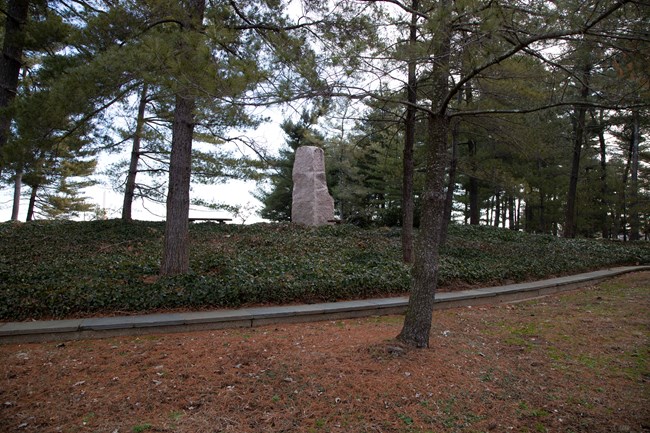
[{"left": 1, "top": 272, "right": 648, "bottom": 433}]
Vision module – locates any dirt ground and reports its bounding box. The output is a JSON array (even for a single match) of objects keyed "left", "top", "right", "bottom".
[{"left": 1, "top": 272, "right": 648, "bottom": 433}]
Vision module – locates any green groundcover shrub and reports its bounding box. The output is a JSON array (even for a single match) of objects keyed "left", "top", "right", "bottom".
[{"left": 0, "top": 220, "right": 647, "bottom": 320}]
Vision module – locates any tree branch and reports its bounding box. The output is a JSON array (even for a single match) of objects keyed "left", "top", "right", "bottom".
[
  {"left": 227, "top": 0, "right": 323, "bottom": 32},
  {"left": 440, "top": 0, "right": 631, "bottom": 115},
  {"left": 449, "top": 100, "right": 649, "bottom": 118}
]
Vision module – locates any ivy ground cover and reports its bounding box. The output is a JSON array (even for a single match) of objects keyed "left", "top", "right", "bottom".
[{"left": 0, "top": 219, "right": 648, "bottom": 320}]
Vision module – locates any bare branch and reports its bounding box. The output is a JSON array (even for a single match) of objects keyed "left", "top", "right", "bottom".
[
  {"left": 449, "top": 100, "right": 649, "bottom": 118},
  {"left": 227, "top": 0, "right": 323, "bottom": 32}
]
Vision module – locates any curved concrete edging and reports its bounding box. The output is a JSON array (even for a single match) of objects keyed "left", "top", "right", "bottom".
[{"left": 1, "top": 265, "right": 648, "bottom": 344}]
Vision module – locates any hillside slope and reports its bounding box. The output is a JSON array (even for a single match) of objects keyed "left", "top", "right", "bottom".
[{"left": 1, "top": 220, "right": 647, "bottom": 320}]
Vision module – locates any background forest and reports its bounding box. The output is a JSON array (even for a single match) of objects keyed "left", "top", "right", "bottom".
[{"left": 0, "top": 0, "right": 647, "bottom": 244}]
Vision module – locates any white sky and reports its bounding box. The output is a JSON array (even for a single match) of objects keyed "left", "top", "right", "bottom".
[{"left": 0, "top": 117, "right": 288, "bottom": 224}]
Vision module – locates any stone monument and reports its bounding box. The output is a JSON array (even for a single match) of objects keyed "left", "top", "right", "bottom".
[{"left": 291, "top": 146, "right": 335, "bottom": 226}]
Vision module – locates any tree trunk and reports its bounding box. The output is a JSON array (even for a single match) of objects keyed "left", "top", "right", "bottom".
[
  {"left": 401, "top": 0, "right": 418, "bottom": 264},
  {"left": 593, "top": 109, "right": 609, "bottom": 238},
  {"left": 525, "top": 199, "right": 533, "bottom": 232},
  {"left": 11, "top": 168, "right": 22, "bottom": 220},
  {"left": 397, "top": 0, "right": 451, "bottom": 348},
  {"left": 161, "top": 94, "right": 196, "bottom": 275},
  {"left": 397, "top": 112, "right": 449, "bottom": 348},
  {"left": 26, "top": 184, "right": 37, "bottom": 221},
  {"left": 487, "top": 195, "right": 493, "bottom": 225},
  {"left": 468, "top": 140, "right": 479, "bottom": 225},
  {"left": 493, "top": 190, "right": 501, "bottom": 228},
  {"left": 564, "top": 64, "right": 590, "bottom": 238},
  {"left": 629, "top": 110, "right": 640, "bottom": 241},
  {"left": 122, "top": 83, "right": 149, "bottom": 221},
  {"left": 440, "top": 120, "right": 458, "bottom": 245},
  {"left": 0, "top": 0, "right": 29, "bottom": 171},
  {"left": 160, "top": 0, "right": 205, "bottom": 276},
  {"left": 616, "top": 134, "right": 634, "bottom": 241},
  {"left": 540, "top": 191, "right": 546, "bottom": 233},
  {"left": 463, "top": 191, "right": 468, "bottom": 224},
  {"left": 508, "top": 195, "right": 515, "bottom": 230}
]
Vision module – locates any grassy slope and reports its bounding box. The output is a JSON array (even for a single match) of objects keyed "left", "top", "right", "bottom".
[{"left": 0, "top": 219, "right": 648, "bottom": 320}]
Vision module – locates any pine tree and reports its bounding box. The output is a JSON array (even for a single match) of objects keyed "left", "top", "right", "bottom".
[
  {"left": 0, "top": 0, "right": 29, "bottom": 172},
  {"left": 257, "top": 107, "right": 326, "bottom": 222}
]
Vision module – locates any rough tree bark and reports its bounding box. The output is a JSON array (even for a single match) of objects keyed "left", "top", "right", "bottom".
[
  {"left": 397, "top": 112, "right": 450, "bottom": 348},
  {"left": 160, "top": 0, "right": 205, "bottom": 276},
  {"left": 397, "top": 0, "right": 451, "bottom": 348},
  {"left": 161, "top": 94, "right": 196, "bottom": 275}
]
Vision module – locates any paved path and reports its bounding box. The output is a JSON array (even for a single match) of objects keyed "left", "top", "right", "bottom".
[{"left": 1, "top": 266, "right": 647, "bottom": 344}]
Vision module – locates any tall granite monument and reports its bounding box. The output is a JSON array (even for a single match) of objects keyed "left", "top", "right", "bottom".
[{"left": 292, "top": 146, "right": 335, "bottom": 226}]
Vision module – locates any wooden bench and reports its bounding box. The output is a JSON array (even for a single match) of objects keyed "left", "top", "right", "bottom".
[{"left": 188, "top": 217, "right": 232, "bottom": 224}]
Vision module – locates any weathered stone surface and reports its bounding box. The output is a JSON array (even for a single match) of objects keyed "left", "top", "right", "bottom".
[{"left": 292, "top": 146, "right": 334, "bottom": 226}]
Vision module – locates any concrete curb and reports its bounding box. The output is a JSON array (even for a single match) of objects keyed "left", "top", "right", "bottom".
[{"left": 1, "top": 265, "right": 648, "bottom": 344}]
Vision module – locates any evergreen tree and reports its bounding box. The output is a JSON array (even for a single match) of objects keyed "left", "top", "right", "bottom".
[
  {"left": 0, "top": 0, "right": 29, "bottom": 172},
  {"left": 156, "top": 0, "right": 323, "bottom": 274},
  {"left": 347, "top": 0, "right": 644, "bottom": 348},
  {"left": 256, "top": 107, "right": 325, "bottom": 222},
  {"left": 1, "top": 0, "right": 111, "bottom": 220}
]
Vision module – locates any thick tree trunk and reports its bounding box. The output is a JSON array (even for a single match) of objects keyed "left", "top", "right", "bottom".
[
  {"left": 397, "top": 113, "right": 449, "bottom": 348},
  {"left": 0, "top": 0, "right": 29, "bottom": 171},
  {"left": 161, "top": 94, "right": 195, "bottom": 275},
  {"left": 401, "top": 0, "right": 418, "bottom": 264},
  {"left": 160, "top": 0, "right": 205, "bottom": 276},
  {"left": 564, "top": 107, "right": 586, "bottom": 238},
  {"left": 122, "top": 84, "right": 149, "bottom": 221},
  {"left": 11, "top": 168, "right": 22, "bottom": 220},
  {"left": 397, "top": 0, "right": 451, "bottom": 348},
  {"left": 564, "top": 64, "right": 590, "bottom": 238}
]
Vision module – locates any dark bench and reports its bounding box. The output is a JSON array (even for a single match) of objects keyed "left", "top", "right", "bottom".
[{"left": 188, "top": 217, "right": 232, "bottom": 224}]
